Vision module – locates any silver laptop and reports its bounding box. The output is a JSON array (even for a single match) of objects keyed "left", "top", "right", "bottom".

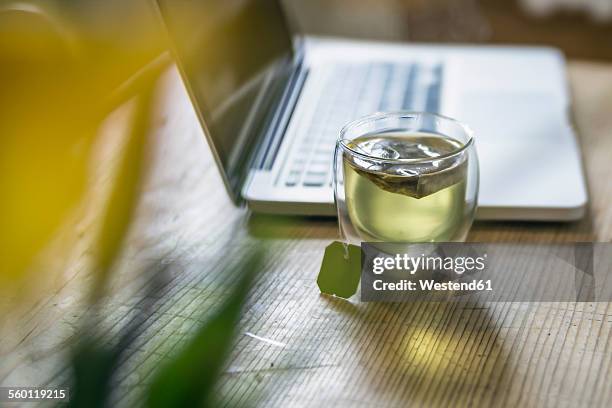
[{"left": 154, "top": 0, "right": 587, "bottom": 221}]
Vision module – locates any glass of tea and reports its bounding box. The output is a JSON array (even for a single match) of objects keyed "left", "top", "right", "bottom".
[{"left": 333, "top": 112, "right": 479, "bottom": 244}]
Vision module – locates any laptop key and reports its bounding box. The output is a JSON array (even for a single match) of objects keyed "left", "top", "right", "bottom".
[
  {"left": 307, "top": 163, "right": 330, "bottom": 175},
  {"left": 285, "top": 174, "right": 300, "bottom": 187},
  {"left": 424, "top": 65, "right": 443, "bottom": 113},
  {"left": 303, "top": 171, "right": 328, "bottom": 187},
  {"left": 402, "top": 64, "right": 419, "bottom": 110}
]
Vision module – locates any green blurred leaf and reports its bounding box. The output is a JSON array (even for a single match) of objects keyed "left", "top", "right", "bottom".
[
  {"left": 65, "top": 264, "right": 169, "bottom": 408},
  {"left": 66, "top": 338, "right": 121, "bottom": 408},
  {"left": 89, "top": 82, "right": 155, "bottom": 302},
  {"left": 146, "top": 249, "right": 263, "bottom": 408}
]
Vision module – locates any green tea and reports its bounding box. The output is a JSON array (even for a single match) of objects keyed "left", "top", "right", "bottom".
[{"left": 343, "top": 132, "right": 469, "bottom": 242}]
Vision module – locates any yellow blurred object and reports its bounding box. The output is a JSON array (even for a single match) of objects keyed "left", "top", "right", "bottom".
[
  {"left": 0, "top": 1, "right": 167, "bottom": 301},
  {"left": 0, "top": 3, "right": 91, "bottom": 284}
]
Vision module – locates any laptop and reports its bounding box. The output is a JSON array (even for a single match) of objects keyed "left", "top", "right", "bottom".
[{"left": 154, "top": 0, "right": 587, "bottom": 221}]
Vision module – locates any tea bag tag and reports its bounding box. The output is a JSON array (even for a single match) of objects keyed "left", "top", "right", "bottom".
[{"left": 317, "top": 241, "right": 361, "bottom": 299}]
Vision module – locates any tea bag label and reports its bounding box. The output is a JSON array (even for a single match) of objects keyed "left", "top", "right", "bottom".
[{"left": 317, "top": 241, "right": 361, "bottom": 299}]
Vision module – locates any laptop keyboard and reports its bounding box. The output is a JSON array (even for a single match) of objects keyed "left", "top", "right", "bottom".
[{"left": 282, "top": 62, "right": 443, "bottom": 188}]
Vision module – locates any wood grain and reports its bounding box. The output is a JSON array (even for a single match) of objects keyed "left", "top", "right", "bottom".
[{"left": 1, "top": 60, "right": 612, "bottom": 407}]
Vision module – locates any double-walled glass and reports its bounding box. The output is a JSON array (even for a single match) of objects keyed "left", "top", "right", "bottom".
[{"left": 333, "top": 112, "right": 479, "bottom": 244}]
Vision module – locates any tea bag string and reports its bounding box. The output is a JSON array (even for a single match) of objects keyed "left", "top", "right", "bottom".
[
  {"left": 335, "top": 140, "right": 353, "bottom": 260},
  {"left": 338, "top": 213, "right": 350, "bottom": 260}
]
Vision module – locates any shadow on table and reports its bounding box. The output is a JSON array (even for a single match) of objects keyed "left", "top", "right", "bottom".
[
  {"left": 312, "top": 297, "right": 524, "bottom": 406},
  {"left": 469, "top": 211, "right": 595, "bottom": 243},
  {"left": 247, "top": 212, "right": 596, "bottom": 243},
  {"left": 247, "top": 213, "right": 339, "bottom": 240}
]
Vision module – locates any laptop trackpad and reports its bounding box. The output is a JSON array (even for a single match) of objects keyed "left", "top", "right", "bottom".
[
  {"left": 450, "top": 91, "right": 584, "bottom": 210},
  {"left": 452, "top": 91, "right": 565, "bottom": 143}
]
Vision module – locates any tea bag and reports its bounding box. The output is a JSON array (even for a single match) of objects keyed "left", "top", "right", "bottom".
[{"left": 345, "top": 133, "right": 467, "bottom": 199}]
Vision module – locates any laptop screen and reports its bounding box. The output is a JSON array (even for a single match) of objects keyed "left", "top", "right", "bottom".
[{"left": 155, "top": 0, "right": 294, "bottom": 200}]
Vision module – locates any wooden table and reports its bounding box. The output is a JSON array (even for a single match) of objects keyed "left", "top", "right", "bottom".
[{"left": 2, "top": 60, "right": 612, "bottom": 407}]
